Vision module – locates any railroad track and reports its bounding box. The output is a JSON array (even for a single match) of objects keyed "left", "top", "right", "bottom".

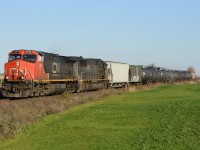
[
  {"left": 0, "top": 99, "right": 10, "bottom": 103},
  {"left": 0, "top": 89, "right": 10, "bottom": 102},
  {"left": 0, "top": 88, "right": 124, "bottom": 103},
  {"left": 0, "top": 89, "right": 6, "bottom": 100}
]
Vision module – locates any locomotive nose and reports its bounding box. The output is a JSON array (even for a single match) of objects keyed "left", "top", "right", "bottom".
[{"left": 5, "top": 60, "right": 25, "bottom": 80}]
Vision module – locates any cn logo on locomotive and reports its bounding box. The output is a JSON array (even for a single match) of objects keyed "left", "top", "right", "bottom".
[{"left": 52, "top": 62, "right": 60, "bottom": 74}]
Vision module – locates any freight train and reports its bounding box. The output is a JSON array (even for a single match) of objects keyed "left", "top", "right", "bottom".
[{"left": 1, "top": 49, "right": 192, "bottom": 98}]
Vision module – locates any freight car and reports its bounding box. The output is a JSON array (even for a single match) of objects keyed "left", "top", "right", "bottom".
[
  {"left": 129, "top": 65, "right": 142, "bottom": 84},
  {"left": 2, "top": 50, "right": 108, "bottom": 98},
  {"left": 106, "top": 61, "right": 129, "bottom": 87},
  {"left": 141, "top": 67, "right": 172, "bottom": 83},
  {"left": 106, "top": 62, "right": 142, "bottom": 87},
  {"left": 141, "top": 66, "right": 192, "bottom": 83}
]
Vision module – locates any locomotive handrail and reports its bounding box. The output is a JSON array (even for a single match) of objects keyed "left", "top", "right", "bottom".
[{"left": 25, "top": 68, "right": 34, "bottom": 86}]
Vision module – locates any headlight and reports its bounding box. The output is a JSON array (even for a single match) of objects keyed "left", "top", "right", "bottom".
[
  {"left": 16, "top": 61, "right": 20, "bottom": 66},
  {"left": 6, "top": 76, "right": 9, "bottom": 79}
]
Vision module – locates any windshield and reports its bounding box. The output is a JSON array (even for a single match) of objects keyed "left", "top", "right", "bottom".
[
  {"left": 23, "top": 54, "right": 37, "bottom": 63},
  {"left": 9, "top": 54, "right": 21, "bottom": 61}
]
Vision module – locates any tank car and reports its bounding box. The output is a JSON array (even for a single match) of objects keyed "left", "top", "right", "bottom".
[
  {"left": 2, "top": 50, "right": 108, "bottom": 98},
  {"left": 141, "top": 66, "right": 164, "bottom": 83},
  {"left": 141, "top": 66, "right": 192, "bottom": 83},
  {"left": 185, "top": 71, "right": 193, "bottom": 80}
]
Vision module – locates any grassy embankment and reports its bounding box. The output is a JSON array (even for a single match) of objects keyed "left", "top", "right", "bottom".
[
  {"left": 0, "top": 83, "right": 200, "bottom": 149},
  {"left": 0, "top": 89, "right": 122, "bottom": 140}
]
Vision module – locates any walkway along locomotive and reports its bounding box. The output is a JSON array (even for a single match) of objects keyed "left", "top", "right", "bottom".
[{"left": 2, "top": 49, "right": 192, "bottom": 98}]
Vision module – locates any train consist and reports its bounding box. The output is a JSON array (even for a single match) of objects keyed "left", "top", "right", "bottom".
[{"left": 2, "top": 49, "right": 192, "bottom": 98}]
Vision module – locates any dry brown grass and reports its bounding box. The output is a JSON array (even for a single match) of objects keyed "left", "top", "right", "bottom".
[
  {"left": 127, "top": 83, "right": 164, "bottom": 93},
  {"left": 0, "top": 89, "right": 123, "bottom": 141}
]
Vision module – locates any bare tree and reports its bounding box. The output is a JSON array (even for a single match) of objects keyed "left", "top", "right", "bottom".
[{"left": 187, "top": 66, "right": 196, "bottom": 73}]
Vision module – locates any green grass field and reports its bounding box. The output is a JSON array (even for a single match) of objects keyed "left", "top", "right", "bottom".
[{"left": 0, "top": 84, "right": 200, "bottom": 149}]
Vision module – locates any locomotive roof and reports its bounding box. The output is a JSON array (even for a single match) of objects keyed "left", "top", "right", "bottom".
[
  {"left": 37, "top": 51, "right": 105, "bottom": 61},
  {"left": 10, "top": 50, "right": 103, "bottom": 62},
  {"left": 36, "top": 51, "right": 84, "bottom": 61}
]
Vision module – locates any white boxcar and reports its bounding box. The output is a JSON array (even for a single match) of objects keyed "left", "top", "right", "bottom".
[{"left": 106, "top": 61, "right": 129, "bottom": 87}]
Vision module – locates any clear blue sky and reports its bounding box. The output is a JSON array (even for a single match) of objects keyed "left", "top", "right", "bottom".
[{"left": 0, "top": 0, "right": 200, "bottom": 74}]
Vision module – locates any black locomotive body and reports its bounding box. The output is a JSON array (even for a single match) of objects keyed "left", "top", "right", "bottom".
[
  {"left": 41, "top": 52, "right": 108, "bottom": 93},
  {"left": 42, "top": 52, "right": 107, "bottom": 80}
]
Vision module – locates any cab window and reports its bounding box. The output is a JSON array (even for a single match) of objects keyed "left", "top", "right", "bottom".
[
  {"left": 23, "top": 54, "right": 37, "bottom": 63},
  {"left": 9, "top": 54, "right": 21, "bottom": 61}
]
